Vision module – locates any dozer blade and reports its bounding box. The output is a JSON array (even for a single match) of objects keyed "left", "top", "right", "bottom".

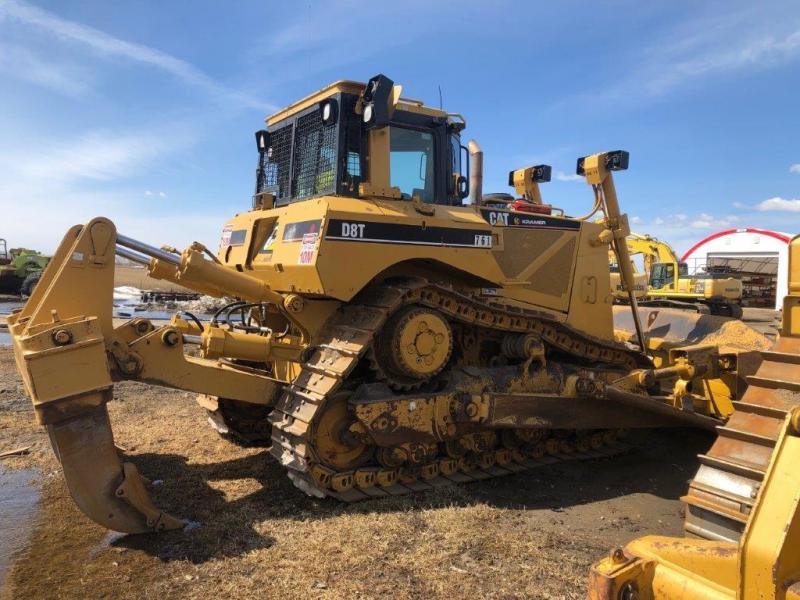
[
  {"left": 612, "top": 305, "right": 771, "bottom": 355},
  {"left": 49, "top": 404, "right": 184, "bottom": 533}
]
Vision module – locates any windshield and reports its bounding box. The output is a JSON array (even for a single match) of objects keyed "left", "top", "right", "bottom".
[{"left": 389, "top": 127, "right": 434, "bottom": 202}]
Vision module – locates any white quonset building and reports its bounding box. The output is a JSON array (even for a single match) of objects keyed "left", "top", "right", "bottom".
[{"left": 681, "top": 228, "right": 792, "bottom": 310}]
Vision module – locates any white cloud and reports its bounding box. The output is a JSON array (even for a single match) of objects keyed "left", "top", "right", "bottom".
[
  {"left": 756, "top": 197, "right": 800, "bottom": 212},
  {"left": 644, "top": 28, "right": 800, "bottom": 96},
  {"left": 687, "top": 212, "right": 743, "bottom": 229},
  {"left": 2, "top": 129, "right": 189, "bottom": 184},
  {"left": 571, "top": 9, "right": 800, "bottom": 107},
  {"left": 691, "top": 219, "right": 714, "bottom": 229},
  {"left": 790, "top": 164, "right": 800, "bottom": 174},
  {"left": 649, "top": 212, "right": 739, "bottom": 230},
  {"left": 0, "top": 0, "right": 270, "bottom": 109},
  {"left": 0, "top": 124, "right": 199, "bottom": 251},
  {"left": 631, "top": 216, "right": 642, "bottom": 224},
  {"left": 555, "top": 170, "right": 582, "bottom": 182},
  {"left": 0, "top": 41, "right": 92, "bottom": 96},
  {"left": 733, "top": 201, "right": 747, "bottom": 209}
]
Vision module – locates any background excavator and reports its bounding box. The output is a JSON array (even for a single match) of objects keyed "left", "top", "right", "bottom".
[
  {"left": 7, "top": 74, "right": 768, "bottom": 536},
  {"left": 589, "top": 233, "right": 800, "bottom": 600},
  {"left": 619, "top": 232, "right": 744, "bottom": 318}
]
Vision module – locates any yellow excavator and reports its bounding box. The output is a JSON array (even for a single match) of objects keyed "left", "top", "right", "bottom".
[
  {"left": 589, "top": 234, "right": 800, "bottom": 600},
  {"left": 608, "top": 253, "right": 648, "bottom": 301},
  {"left": 622, "top": 232, "right": 744, "bottom": 318},
  {"left": 7, "top": 74, "right": 769, "bottom": 535}
]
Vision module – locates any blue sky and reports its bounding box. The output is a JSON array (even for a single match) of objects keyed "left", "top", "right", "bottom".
[{"left": 1, "top": 0, "right": 799, "bottom": 254}]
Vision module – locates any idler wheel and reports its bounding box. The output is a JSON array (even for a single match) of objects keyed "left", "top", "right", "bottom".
[{"left": 312, "top": 393, "right": 373, "bottom": 470}]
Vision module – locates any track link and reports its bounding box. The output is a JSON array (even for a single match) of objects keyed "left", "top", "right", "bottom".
[
  {"left": 270, "top": 279, "right": 645, "bottom": 500},
  {"left": 683, "top": 336, "right": 800, "bottom": 542}
]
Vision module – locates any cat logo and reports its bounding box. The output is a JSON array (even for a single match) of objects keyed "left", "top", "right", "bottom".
[{"left": 487, "top": 211, "right": 509, "bottom": 226}]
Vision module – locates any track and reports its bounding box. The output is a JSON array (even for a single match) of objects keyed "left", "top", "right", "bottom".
[
  {"left": 269, "top": 278, "right": 646, "bottom": 500},
  {"left": 683, "top": 334, "right": 800, "bottom": 542}
]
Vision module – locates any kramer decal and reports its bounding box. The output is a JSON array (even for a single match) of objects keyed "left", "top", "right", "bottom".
[{"left": 480, "top": 209, "right": 581, "bottom": 230}]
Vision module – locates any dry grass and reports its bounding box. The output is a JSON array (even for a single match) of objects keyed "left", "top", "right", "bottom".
[{"left": 0, "top": 347, "right": 710, "bottom": 599}]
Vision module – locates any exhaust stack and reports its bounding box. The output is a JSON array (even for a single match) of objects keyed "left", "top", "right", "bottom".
[{"left": 467, "top": 139, "right": 483, "bottom": 205}]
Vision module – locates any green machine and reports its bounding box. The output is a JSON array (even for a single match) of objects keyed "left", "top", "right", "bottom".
[{"left": 0, "top": 239, "right": 51, "bottom": 296}]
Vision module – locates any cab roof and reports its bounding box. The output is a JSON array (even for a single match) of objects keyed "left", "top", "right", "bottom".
[{"left": 266, "top": 79, "right": 450, "bottom": 126}]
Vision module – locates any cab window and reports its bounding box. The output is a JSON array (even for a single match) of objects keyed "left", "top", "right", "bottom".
[
  {"left": 450, "top": 134, "right": 461, "bottom": 179},
  {"left": 390, "top": 127, "right": 434, "bottom": 202},
  {"left": 650, "top": 263, "right": 675, "bottom": 288}
]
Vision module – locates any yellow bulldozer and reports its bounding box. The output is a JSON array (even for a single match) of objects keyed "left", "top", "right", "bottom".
[
  {"left": 7, "top": 74, "right": 772, "bottom": 535},
  {"left": 589, "top": 234, "right": 800, "bottom": 600}
]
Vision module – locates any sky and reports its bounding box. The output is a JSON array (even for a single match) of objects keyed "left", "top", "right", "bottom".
[{"left": 1, "top": 0, "right": 799, "bottom": 255}]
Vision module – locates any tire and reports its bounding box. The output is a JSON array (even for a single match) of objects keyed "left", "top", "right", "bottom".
[{"left": 20, "top": 271, "right": 41, "bottom": 297}]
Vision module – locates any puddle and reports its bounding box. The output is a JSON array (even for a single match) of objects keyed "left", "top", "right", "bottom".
[
  {"left": 0, "top": 465, "right": 41, "bottom": 589},
  {"left": 0, "top": 301, "right": 22, "bottom": 347},
  {"left": 0, "top": 302, "right": 24, "bottom": 316}
]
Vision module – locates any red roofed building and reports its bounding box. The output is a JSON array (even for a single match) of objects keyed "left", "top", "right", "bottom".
[{"left": 681, "top": 228, "right": 792, "bottom": 310}]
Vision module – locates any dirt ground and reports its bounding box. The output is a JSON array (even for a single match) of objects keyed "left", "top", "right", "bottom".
[{"left": 0, "top": 344, "right": 714, "bottom": 600}]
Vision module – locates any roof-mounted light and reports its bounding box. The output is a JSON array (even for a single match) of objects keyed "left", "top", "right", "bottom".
[
  {"left": 255, "top": 130, "right": 270, "bottom": 153},
  {"left": 320, "top": 99, "right": 338, "bottom": 125},
  {"left": 576, "top": 150, "right": 629, "bottom": 176}
]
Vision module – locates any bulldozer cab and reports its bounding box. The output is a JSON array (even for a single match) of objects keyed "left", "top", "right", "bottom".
[{"left": 254, "top": 75, "right": 468, "bottom": 209}]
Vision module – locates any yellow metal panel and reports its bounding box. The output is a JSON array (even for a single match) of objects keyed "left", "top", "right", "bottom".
[
  {"left": 739, "top": 414, "right": 800, "bottom": 600},
  {"left": 267, "top": 80, "right": 366, "bottom": 125},
  {"left": 26, "top": 339, "right": 111, "bottom": 406}
]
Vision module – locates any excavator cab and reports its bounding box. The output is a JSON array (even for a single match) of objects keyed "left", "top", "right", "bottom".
[
  {"left": 649, "top": 261, "right": 692, "bottom": 290},
  {"left": 649, "top": 262, "right": 674, "bottom": 289}
]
